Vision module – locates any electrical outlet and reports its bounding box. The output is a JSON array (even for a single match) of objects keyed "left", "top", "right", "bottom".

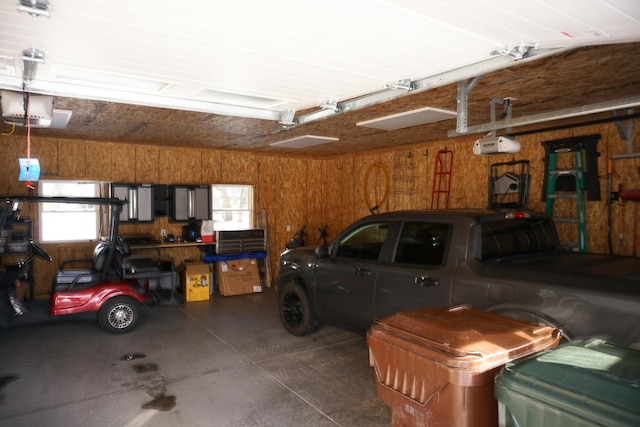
[
  {"left": 286, "top": 225, "right": 291, "bottom": 232},
  {"left": 161, "top": 229, "right": 166, "bottom": 237}
]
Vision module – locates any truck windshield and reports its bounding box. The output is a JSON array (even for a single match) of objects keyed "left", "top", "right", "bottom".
[{"left": 480, "top": 217, "right": 557, "bottom": 260}]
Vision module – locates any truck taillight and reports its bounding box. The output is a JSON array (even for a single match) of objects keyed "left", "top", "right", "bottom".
[{"left": 505, "top": 212, "right": 530, "bottom": 219}]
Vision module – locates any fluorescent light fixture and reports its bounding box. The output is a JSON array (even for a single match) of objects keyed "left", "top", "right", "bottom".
[
  {"left": 357, "top": 106, "right": 457, "bottom": 131},
  {"left": 270, "top": 135, "right": 338, "bottom": 148},
  {"left": 50, "top": 109, "right": 72, "bottom": 129},
  {"left": 55, "top": 67, "right": 170, "bottom": 92}
]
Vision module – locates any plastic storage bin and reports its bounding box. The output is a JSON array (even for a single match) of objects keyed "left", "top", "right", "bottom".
[
  {"left": 495, "top": 338, "right": 640, "bottom": 427},
  {"left": 367, "top": 306, "right": 560, "bottom": 427}
]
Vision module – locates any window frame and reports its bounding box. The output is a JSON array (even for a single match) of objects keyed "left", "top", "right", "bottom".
[
  {"left": 210, "top": 184, "right": 254, "bottom": 231},
  {"left": 38, "top": 180, "right": 104, "bottom": 243}
]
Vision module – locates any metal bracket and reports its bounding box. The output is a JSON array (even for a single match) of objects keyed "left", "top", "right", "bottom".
[
  {"left": 490, "top": 97, "right": 515, "bottom": 136},
  {"left": 456, "top": 76, "right": 483, "bottom": 134},
  {"left": 387, "top": 78, "right": 413, "bottom": 92},
  {"left": 279, "top": 109, "right": 296, "bottom": 128},
  {"left": 612, "top": 109, "right": 634, "bottom": 154},
  {"left": 319, "top": 99, "right": 339, "bottom": 112}
]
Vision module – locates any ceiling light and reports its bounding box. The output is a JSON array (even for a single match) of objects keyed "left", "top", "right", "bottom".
[
  {"left": 270, "top": 135, "right": 338, "bottom": 148},
  {"left": 357, "top": 106, "right": 457, "bottom": 131},
  {"left": 22, "top": 48, "right": 44, "bottom": 83},
  {"left": 50, "top": 109, "right": 72, "bottom": 129},
  {"left": 17, "top": 0, "right": 50, "bottom": 18}
]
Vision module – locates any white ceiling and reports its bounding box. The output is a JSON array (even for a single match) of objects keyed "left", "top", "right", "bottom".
[{"left": 1, "top": 0, "right": 639, "bottom": 123}]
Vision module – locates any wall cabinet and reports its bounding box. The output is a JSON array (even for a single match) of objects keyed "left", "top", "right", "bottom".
[
  {"left": 111, "top": 183, "right": 155, "bottom": 222},
  {"left": 169, "top": 185, "right": 211, "bottom": 222}
]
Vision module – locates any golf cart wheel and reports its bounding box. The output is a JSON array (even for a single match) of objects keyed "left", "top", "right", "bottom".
[
  {"left": 278, "top": 281, "right": 319, "bottom": 336},
  {"left": 98, "top": 296, "right": 141, "bottom": 334}
]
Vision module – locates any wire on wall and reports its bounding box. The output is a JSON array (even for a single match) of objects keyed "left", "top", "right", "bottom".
[{"left": 364, "top": 162, "right": 390, "bottom": 214}]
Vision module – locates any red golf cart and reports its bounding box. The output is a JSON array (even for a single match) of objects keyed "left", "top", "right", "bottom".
[{"left": 0, "top": 196, "right": 170, "bottom": 334}]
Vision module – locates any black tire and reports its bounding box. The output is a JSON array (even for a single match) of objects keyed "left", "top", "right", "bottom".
[
  {"left": 98, "top": 296, "right": 141, "bottom": 334},
  {"left": 278, "top": 281, "right": 319, "bottom": 336}
]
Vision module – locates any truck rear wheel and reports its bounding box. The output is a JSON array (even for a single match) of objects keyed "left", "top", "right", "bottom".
[{"left": 278, "top": 281, "right": 319, "bottom": 336}]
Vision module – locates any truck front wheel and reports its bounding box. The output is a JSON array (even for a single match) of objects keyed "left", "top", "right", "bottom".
[{"left": 278, "top": 281, "right": 319, "bottom": 336}]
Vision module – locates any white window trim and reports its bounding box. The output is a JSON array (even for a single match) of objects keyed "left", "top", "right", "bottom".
[
  {"left": 211, "top": 184, "right": 254, "bottom": 231},
  {"left": 39, "top": 180, "right": 104, "bottom": 243}
]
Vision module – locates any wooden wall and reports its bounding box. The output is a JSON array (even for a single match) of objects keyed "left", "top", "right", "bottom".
[{"left": 1, "top": 119, "right": 638, "bottom": 299}]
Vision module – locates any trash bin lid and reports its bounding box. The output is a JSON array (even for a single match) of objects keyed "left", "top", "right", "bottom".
[
  {"left": 497, "top": 338, "right": 640, "bottom": 425},
  {"left": 369, "top": 306, "right": 560, "bottom": 371}
]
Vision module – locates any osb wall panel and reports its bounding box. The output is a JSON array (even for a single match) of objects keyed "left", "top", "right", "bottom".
[
  {"left": 320, "top": 158, "right": 348, "bottom": 240},
  {"left": 305, "top": 160, "right": 323, "bottom": 245},
  {"left": 158, "top": 147, "right": 202, "bottom": 184},
  {"left": 0, "top": 137, "right": 21, "bottom": 194},
  {"left": 273, "top": 157, "right": 308, "bottom": 255},
  {"left": 85, "top": 141, "right": 114, "bottom": 181},
  {"left": 135, "top": 145, "right": 160, "bottom": 183},
  {"left": 111, "top": 143, "right": 137, "bottom": 182},
  {"left": 219, "top": 151, "right": 259, "bottom": 183},
  {"left": 201, "top": 150, "right": 223, "bottom": 183},
  {"left": 57, "top": 140, "right": 87, "bottom": 178}
]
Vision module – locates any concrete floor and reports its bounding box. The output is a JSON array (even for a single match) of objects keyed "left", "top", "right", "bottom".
[{"left": 0, "top": 287, "right": 392, "bottom": 427}]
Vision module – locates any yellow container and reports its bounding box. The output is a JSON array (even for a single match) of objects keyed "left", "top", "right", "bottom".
[{"left": 181, "top": 262, "right": 211, "bottom": 301}]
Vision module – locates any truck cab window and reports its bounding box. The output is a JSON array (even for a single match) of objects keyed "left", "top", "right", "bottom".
[
  {"left": 335, "top": 223, "right": 389, "bottom": 260},
  {"left": 394, "top": 222, "right": 450, "bottom": 266}
]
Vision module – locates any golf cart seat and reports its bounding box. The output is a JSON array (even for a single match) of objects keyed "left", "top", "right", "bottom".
[
  {"left": 53, "top": 241, "right": 115, "bottom": 291},
  {"left": 115, "top": 236, "right": 176, "bottom": 294}
]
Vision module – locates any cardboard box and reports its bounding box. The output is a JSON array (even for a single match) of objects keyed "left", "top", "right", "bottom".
[
  {"left": 216, "top": 258, "right": 262, "bottom": 296},
  {"left": 180, "top": 262, "right": 211, "bottom": 301}
]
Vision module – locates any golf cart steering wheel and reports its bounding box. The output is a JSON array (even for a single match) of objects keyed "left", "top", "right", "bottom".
[{"left": 29, "top": 239, "right": 53, "bottom": 262}]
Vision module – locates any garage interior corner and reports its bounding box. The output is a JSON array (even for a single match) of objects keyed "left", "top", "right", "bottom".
[{"left": 0, "top": 288, "right": 391, "bottom": 427}]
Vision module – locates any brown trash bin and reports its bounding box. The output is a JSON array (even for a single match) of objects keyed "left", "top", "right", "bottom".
[{"left": 367, "top": 306, "right": 560, "bottom": 427}]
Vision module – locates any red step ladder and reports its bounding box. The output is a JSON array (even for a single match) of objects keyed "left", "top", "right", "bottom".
[{"left": 431, "top": 149, "right": 454, "bottom": 209}]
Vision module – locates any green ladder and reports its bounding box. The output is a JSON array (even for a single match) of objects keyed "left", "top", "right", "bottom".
[{"left": 545, "top": 147, "right": 587, "bottom": 252}]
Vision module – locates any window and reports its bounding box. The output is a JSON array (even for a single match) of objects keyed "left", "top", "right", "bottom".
[
  {"left": 211, "top": 184, "right": 253, "bottom": 231},
  {"left": 394, "top": 222, "right": 450, "bottom": 266},
  {"left": 39, "top": 181, "right": 101, "bottom": 242},
  {"left": 480, "top": 217, "right": 557, "bottom": 260},
  {"left": 335, "top": 222, "right": 389, "bottom": 260}
]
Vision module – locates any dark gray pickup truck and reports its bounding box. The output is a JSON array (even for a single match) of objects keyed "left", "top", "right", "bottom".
[{"left": 277, "top": 209, "right": 640, "bottom": 347}]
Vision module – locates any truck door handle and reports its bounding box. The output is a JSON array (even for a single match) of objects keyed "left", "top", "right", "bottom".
[
  {"left": 415, "top": 276, "right": 439, "bottom": 287},
  {"left": 354, "top": 267, "right": 371, "bottom": 277}
]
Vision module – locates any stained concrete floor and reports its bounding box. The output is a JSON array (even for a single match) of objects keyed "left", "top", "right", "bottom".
[{"left": 0, "top": 287, "right": 392, "bottom": 427}]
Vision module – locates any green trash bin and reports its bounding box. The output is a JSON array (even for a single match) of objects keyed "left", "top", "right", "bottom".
[{"left": 495, "top": 338, "right": 640, "bottom": 427}]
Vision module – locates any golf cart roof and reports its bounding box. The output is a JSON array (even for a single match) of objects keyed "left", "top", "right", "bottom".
[{"left": 0, "top": 196, "right": 126, "bottom": 206}]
